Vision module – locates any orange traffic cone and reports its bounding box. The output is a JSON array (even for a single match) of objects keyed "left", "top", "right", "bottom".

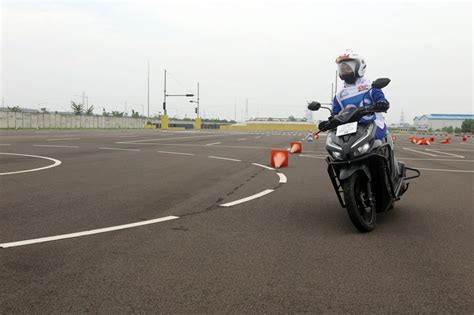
[
  {"left": 429, "top": 136, "right": 435, "bottom": 142},
  {"left": 271, "top": 150, "right": 289, "bottom": 169},
  {"left": 314, "top": 133, "right": 319, "bottom": 139},
  {"left": 290, "top": 141, "right": 302, "bottom": 154},
  {"left": 462, "top": 135, "right": 468, "bottom": 143},
  {"left": 409, "top": 136, "right": 417, "bottom": 144},
  {"left": 391, "top": 135, "right": 397, "bottom": 142},
  {"left": 440, "top": 137, "right": 451, "bottom": 144},
  {"left": 416, "top": 137, "right": 431, "bottom": 145}
]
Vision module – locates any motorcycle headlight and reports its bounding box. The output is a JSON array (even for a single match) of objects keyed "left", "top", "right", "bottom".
[
  {"left": 326, "top": 133, "right": 341, "bottom": 150},
  {"left": 331, "top": 151, "right": 342, "bottom": 159},
  {"left": 356, "top": 142, "right": 370, "bottom": 155}
]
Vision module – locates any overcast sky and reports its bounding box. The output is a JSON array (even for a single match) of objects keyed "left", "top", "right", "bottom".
[{"left": 1, "top": 0, "right": 472, "bottom": 123}]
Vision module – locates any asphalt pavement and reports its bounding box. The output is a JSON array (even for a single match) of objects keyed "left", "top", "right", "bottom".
[{"left": 1, "top": 129, "right": 473, "bottom": 313}]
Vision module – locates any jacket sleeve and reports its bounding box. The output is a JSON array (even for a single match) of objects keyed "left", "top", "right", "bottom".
[
  {"left": 371, "top": 88, "right": 388, "bottom": 103},
  {"left": 332, "top": 95, "right": 342, "bottom": 114}
]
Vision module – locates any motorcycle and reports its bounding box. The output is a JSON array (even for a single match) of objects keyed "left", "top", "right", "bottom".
[{"left": 308, "top": 78, "right": 420, "bottom": 232}]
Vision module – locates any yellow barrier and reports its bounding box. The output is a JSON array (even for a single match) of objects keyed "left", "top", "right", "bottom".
[
  {"left": 161, "top": 115, "right": 169, "bottom": 130},
  {"left": 144, "top": 124, "right": 154, "bottom": 129},
  {"left": 194, "top": 117, "right": 202, "bottom": 130}
]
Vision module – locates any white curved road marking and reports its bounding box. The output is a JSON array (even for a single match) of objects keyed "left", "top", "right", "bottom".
[
  {"left": 0, "top": 216, "right": 179, "bottom": 248},
  {"left": 206, "top": 142, "right": 222, "bottom": 146},
  {"left": 99, "top": 147, "right": 141, "bottom": 152},
  {"left": 34, "top": 144, "right": 79, "bottom": 148},
  {"left": 416, "top": 168, "right": 474, "bottom": 173},
  {"left": 403, "top": 148, "right": 437, "bottom": 156},
  {"left": 157, "top": 151, "right": 195, "bottom": 156},
  {"left": 46, "top": 138, "right": 81, "bottom": 141},
  {"left": 251, "top": 163, "right": 276, "bottom": 171},
  {"left": 277, "top": 173, "right": 287, "bottom": 183},
  {"left": 424, "top": 149, "right": 465, "bottom": 158},
  {"left": 0, "top": 153, "right": 62, "bottom": 176},
  {"left": 219, "top": 189, "right": 274, "bottom": 207},
  {"left": 208, "top": 156, "right": 241, "bottom": 162}
]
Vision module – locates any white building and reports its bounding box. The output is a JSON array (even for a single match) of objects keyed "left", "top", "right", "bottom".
[{"left": 413, "top": 114, "right": 474, "bottom": 130}]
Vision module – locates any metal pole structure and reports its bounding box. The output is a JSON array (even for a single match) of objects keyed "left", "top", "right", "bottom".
[
  {"left": 147, "top": 60, "right": 150, "bottom": 118},
  {"left": 331, "top": 83, "right": 334, "bottom": 101},
  {"left": 335, "top": 70, "right": 338, "bottom": 93},
  {"left": 197, "top": 82, "right": 200, "bottom": 118},
  {"left": 234, "top": 97, "right": 237, "bottom": 121},
  {"left": 82, "top": 91, "right": 85, "bottom": 108},
  {"left": 163, "top": 69, "right": 167, "bottom": 116}
]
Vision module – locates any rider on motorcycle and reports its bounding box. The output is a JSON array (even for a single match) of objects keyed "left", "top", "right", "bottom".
[
  {"left": 318, "top": 49, "right": 405, "bottom": 185},
  {"left": 319, "top": 49, "right": 390, "bottom": 141}
]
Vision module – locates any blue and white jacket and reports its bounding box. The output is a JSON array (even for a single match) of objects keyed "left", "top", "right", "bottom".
[{"left": 332, "top": 77, "right": 388, "bottom": 139}]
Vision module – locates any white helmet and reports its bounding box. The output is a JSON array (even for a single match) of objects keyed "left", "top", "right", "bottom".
[{"left": 335, "top": 49, "right": 366, "bottom": 84}]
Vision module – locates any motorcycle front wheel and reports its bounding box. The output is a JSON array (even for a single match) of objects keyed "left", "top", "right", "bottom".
[{"left": 342, "top": 171, "right": 376, "bottom": 232}]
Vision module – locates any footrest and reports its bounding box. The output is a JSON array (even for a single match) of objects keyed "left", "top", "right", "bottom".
[{"left": 404, "top": 167, "right": 421, "bottom": 180}]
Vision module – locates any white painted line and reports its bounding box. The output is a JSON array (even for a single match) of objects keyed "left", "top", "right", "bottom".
[
  {"left": 206, "top": 142, "right": 222, "bottom": 146},
  {"left": 424, "top": 149, "right": 465, "bottom": 158},
  {"left": 99, "top": 147, "right": 141, "bottom": 152},
  {"left": 0, "top": 144, "right": 11, "bottom": 146},
  {"left": 33, "top": 144, "right": 79, "bottom": 148},
  {"left": 219, "top": 189, "right": 274, "bottom": 207},
  {"left": 208, "top": 156, "right": 242, "bottom": 162},
  {"left": 0, "top": 153, "right": 62, "bottom": 176},
  {"left": 399, "top": 158, "right": 473, "bottom": 163},
  {"left": 157, "top": 151, "right": 195, "bottom": 156},
  {"left": 255, "top": 136, "right": 261, "bottom": 139},
  {"left": 46, "top": 138, "right": 81, "bottom": 141},
  {"left": 237, "top": 138, "right": 247, "bottom": 141},
  {"left": 0, "top": 216, "right": 179, "bottom": 248},
  {"left": 277, "top": 173, "right": 287, "bottom": 183},
  {"left": 403, "top": 147, "right": 438, "bottom": 156},
  {"left": 299, "top": 154, "right": 326, "bottom": 159},
  {"left": 416, "top": 168, "right": 474, "bottom": 173},
  {"left": 251, "top": 163, "right": 276, "bottom": 171},
  {"left": 118, "top": 135, "right": 139, "bottom": 138},
  {"left": 120, "top": 135, "right": 221, "bottom": 143}
]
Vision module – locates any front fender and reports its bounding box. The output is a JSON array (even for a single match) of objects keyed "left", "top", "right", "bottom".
[{"left": 339, "top": 163, "right": 371, "bottom": 181}]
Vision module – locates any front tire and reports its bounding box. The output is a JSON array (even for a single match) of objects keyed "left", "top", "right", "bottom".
[{"left": 342, "top": 172, "right": 376, "bottom": 232}]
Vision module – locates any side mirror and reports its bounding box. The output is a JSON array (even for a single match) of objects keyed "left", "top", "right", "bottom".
[
  {"left": 372, "top": 78, "right": 391, "bottom": 89},
  {"left": 307, "top": 102, "right": 321, "bottom": 111}
]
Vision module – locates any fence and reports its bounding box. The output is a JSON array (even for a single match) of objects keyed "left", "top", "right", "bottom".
[{"left": 0, "top": 111, "right": 148, "bottom": 129}]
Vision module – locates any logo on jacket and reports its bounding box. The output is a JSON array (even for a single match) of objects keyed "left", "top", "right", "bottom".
[{"left": 358, "top": 84, "right": 369, "bottom": 92}]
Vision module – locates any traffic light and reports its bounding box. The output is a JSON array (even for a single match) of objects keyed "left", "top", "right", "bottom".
[{"left": 195, "top": 107, "right": 198, "bottom": 114}]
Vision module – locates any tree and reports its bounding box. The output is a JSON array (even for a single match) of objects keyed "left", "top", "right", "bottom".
[
  {"left": 8, "top": 106, "right": 22, "bottom": 112},
  {"left": 446, "top": 126, "right": 453, "bottom": 133},
  {"left": 288, "top": 116, "right": 297, "bottom": 122},
  {"left": 111, "top": 111, "right": 124, "bottom": 117},
  {"left": 85, "top": 105, "right": 94, "bottom": 116},
  {"left": 461, "top": 119, "right": 474, "bottom": 133},
  {"left": 71, "top": 101, "right": 84, "bottom": 115},
  {"left": 102, "top": 108, "right": 110, "bottom": 117},
  {"left": 131, "top": 110, "right": 140, "bottom": 118}
]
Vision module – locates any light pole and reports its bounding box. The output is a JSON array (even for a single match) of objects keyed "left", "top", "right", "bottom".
[
  {"left": 189, "top": 82, "right": 200, "bottom": 118},
  {"left": 163, "top": 69, "right": 194, "bottom": 116}
]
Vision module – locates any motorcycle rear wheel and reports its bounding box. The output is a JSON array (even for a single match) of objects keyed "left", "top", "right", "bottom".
[{"left": 342, "top": 172, "right": 376, "bottom": 232}]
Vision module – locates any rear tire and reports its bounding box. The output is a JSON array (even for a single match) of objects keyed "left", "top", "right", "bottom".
[{"left": 342, "top": 172, "right": 376, "bottom": 232}]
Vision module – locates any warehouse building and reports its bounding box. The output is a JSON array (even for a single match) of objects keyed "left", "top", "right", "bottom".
[{"left": 413, "top": 114, "right": 474, "bottom": 130}]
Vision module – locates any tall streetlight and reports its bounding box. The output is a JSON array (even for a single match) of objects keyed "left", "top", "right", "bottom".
[
  {"left": 147, "top": 60, "right": 150, "bottom": 118},
  {"left": 163, "top": 69, "right": 194, "bottom": 116},
  {"left": 189, "top": 82, "right": 200, "bottom": 118}
]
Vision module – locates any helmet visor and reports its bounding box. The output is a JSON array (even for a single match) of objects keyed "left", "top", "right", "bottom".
[{"left": 338, "top": 61, "right": 356, "bottom": 76}]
